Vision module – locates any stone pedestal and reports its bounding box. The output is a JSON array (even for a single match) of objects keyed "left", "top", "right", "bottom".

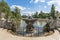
[{"left": 26, "top": 23, "right": 34, "bottom": 33}]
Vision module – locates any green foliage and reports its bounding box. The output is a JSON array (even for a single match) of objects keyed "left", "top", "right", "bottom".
[
  {"left": 32, "top": 11, "right": 50, "bottom": 19},
  {"left": 0, "top": 0, "right": 10, "bottom": 12},
  {"left": 50, "top": 4, "right": 56, "bottom": 19},
  {"left": 0, "top": 0, "right": 22, "bottom": 31},
  {"left": 39, "top": 11, "right": 44, "bottom": 18},
  {"left": 0, "top": 1, "right": 57, "bottom": 20},
  {"left": 32, "top": 4, "right": 57, "bottom": 19},
  {"left": 32, "top": 11, "right": 39, "bottom": 18},
  {"left": 0, "top": 0, "right": 21, "bottom": 21},
  {"left": 22, "top": 15, "right": 28, "bottom": 18},
  {"left": 13, "top": 7, "right": 21, "bottom": 20},
  {"left": 0, "top": 0, "right": 10, "bottom": 18}
]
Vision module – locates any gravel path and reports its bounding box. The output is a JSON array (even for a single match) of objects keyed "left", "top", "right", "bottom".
[{"left": 0, "top": 28, "right": 60, "bottom": 40}]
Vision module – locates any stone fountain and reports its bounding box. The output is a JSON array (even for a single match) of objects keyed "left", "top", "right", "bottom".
[{"left": 23, "top": 16, "right": 37, "bottom": 33}]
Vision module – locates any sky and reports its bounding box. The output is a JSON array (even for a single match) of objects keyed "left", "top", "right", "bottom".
[{"left": 5, "top": 0, "right": 60, "bottom": 15}]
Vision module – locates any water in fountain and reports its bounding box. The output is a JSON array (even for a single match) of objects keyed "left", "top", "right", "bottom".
[{"left": 16, "top": 20, "right": 47, "bottom": 36}]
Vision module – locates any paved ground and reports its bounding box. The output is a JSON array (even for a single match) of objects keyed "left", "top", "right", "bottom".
[{"left": 0, "top": 28, "right": 60, "bottom": 40}]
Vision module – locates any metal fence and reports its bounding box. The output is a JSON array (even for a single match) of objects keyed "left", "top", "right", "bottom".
[{"left": 16, "top": 27, "right": 44, "bottom": 37}]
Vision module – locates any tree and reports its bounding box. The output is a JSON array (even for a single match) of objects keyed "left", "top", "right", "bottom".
[
  {"left": 50, "top": 4, "right": 56, "bottom": 19},
  {"left": 22, "top": 15, "right": 28, "bottom": 18},
  {"left": 14, "top": 7, "right": 21, "bottom": 19},
  {"left": 32, "top": 11, "right": 39, "bottom": 18},
  {"left": 0, "top": 0, "right": 10, "bottom": 19},
  {"left": 39, "top": 11, "right": 43, "bottom": 18}
]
